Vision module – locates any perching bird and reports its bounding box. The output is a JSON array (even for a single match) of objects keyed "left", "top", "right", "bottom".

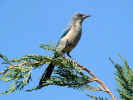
[{"left": 39, "top": 13, "right": 91, "bottom": 88}]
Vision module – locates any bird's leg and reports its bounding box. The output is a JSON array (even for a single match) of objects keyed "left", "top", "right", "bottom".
[
  {"left": 66, "top": 52, "right": 77, "bottom": 64},
  {"left": 66, "top": 52, "right": 72, "bottom": 58}
]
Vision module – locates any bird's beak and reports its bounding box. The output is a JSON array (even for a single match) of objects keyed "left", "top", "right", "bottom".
[{"left": 83, "top": 14, "right": 91, "bottom": 19}]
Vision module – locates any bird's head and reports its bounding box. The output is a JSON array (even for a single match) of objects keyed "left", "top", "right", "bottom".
[{"left": 72, "top": 13, "right": 91, "bottom": 24}]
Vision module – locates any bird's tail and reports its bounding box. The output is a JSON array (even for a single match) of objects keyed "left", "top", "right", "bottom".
[{"left": 39, "top": 62, "right": 55, "bottom": 87}]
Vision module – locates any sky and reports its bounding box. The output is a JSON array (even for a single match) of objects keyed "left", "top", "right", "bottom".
[{"left": 0, "top": 0, "right": 133, "bottom": 100}]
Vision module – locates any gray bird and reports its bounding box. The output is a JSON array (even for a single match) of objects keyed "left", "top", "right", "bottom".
[{"left": 39, "top": 13, "right": 91, "bottom": 88}]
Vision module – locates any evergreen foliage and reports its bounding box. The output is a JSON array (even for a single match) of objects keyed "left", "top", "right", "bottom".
[
  {"left": 2, "top": 44, "right": 133, "bottom": 100},
  {"left": 87, "top": 94, "right": 108, "bottom": 100},
  {"left": 0, "top": 44, "right": 101, "bottom": 97},
  {"left": 110, "top": 55, "right": 133, "bottom": 100}
]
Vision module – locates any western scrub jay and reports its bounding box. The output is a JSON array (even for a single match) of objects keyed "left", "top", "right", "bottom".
[{"left": 39, "top": 13, "right": 91, "bottom": 87}]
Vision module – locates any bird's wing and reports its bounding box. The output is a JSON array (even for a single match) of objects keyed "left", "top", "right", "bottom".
[
  {"left": 60, "top": 25, "right": 71, "bottom": 39},
  {"left": 56, "top": 25, "right": 72, "bottom": 47}
]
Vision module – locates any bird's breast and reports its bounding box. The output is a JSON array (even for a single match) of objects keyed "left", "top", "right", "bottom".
[
  {"left": 66, "top": 27, "right": 81, "bottom": 43},
  {"left": 56, "top": 24, "right": 82, "bottom": 53},
  {"left": 63, "top": 26, "right": 82, "bottom": 52}
]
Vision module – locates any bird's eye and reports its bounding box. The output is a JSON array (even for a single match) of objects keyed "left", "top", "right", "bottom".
[{"left": 77, "top": 14, "right": 83, "bottom": 17}]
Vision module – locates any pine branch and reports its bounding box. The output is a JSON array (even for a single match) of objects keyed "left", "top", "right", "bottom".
[
  {"left": 110, "top": 55, "right": 133, "bottom": 100},
  {"left": 75, "top": 61, "right": 116, "bottom": 100},
  {"left": 0, "top": 44, "right": 116, "bottom": 100}
]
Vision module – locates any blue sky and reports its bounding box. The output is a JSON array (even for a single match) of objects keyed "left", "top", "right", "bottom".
[{"left": 0, "top": 0, "right": 133, "bottom": 100}]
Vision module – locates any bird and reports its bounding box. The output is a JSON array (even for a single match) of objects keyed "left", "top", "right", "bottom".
[{"left": 39, "top": 13, "right": 91, "bottom": 88}]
